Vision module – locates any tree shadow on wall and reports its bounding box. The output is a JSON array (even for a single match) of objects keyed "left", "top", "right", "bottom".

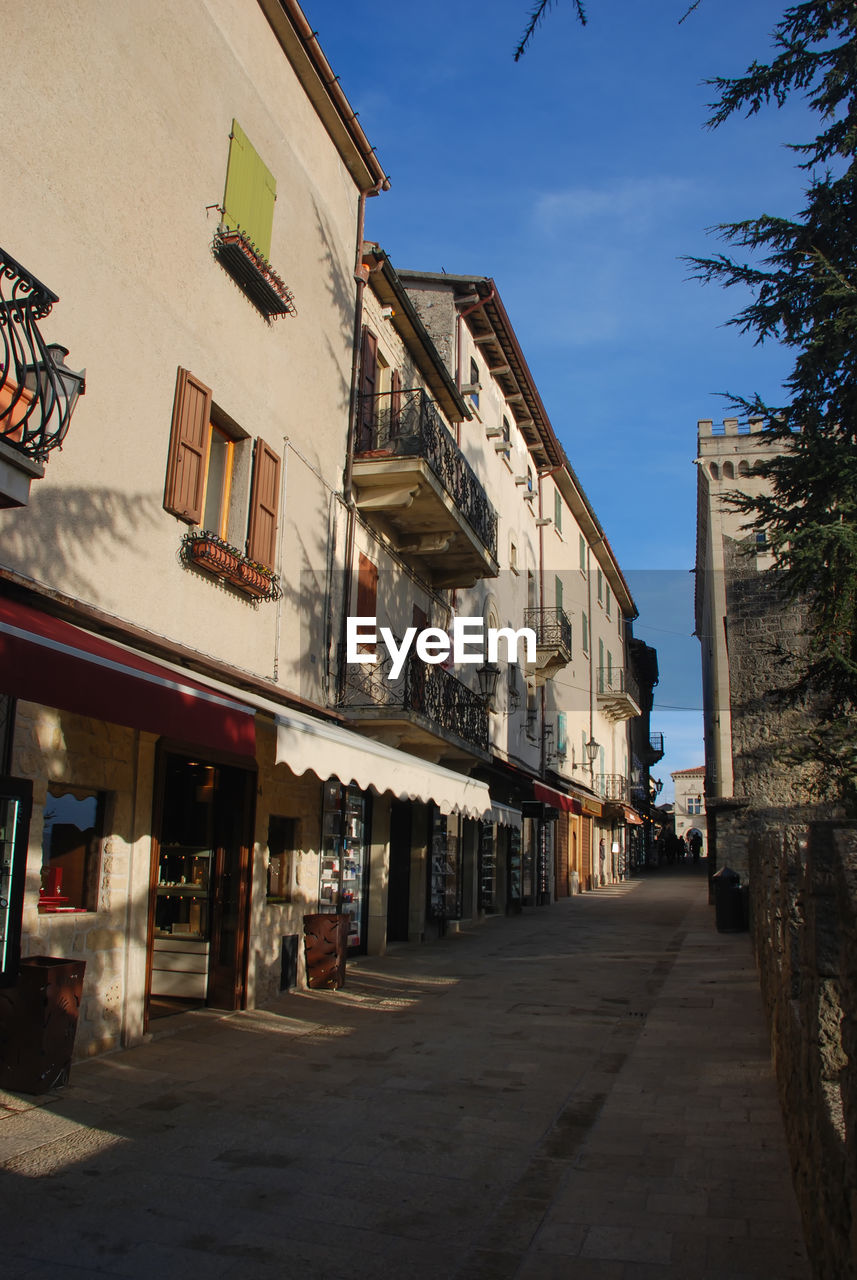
[{"left": 0, "top": 486, "right": 162, "bottom": 605}]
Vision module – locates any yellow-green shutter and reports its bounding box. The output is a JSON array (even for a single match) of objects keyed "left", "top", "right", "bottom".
[{"left": 222, "top": 120, "right": 277, "bottom": 259}]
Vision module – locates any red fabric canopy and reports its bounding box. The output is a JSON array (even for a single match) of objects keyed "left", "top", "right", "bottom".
[
  {"left": 534, "top": 781, "right": 581, "bottom": 814},
  {"left": 0, "top": 596, "right": 256, "bottom": 758}
]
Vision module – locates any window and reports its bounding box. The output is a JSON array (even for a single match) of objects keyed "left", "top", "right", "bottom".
[
  {"left": 607, "top": 649, "right": 613, "bottom": 688},
  {"left": 579, "top": 533, "right": 587, "bottom": 574},
  {"left": 582, "top": 610, "right": 589, "bottom": 653},
  {"left": 469, "top": 357, "right": 480, "bottom": 408},
  {"left": 40, "top": 785, "right": 106, "bottom": 912},
  {"left": 723, "top": 461, "right": 735, "bottom": 479},
  {"left": 687, "top": 796, "right": 703, "bottom": 815},
  {"left": 527, "top": 465, "right": 534, "bottom": 493},
  {"left": 738, "top": 459, "right": 751, "bottom": 476},
  {"left": 555, "top": 575, "right": 563, "bottom": 614},
  {"left": 605, "top": 583, "right": 611, "bottom": 619},
  {"left": 266, "top": 815, "right": 297, "bottom": 901},
  {"left": 709, "top": 462, "right": 720, "bottom": 479},
  {"left": 755, "top": 531, "right": 768, "bottom": 550},
  {"left": 502, "top": 415, "right": 511, "bottom": 444},
  {"left": 510, "top": 539, "right": 518, "bottom": 573},
  {"left": 554, "top": 487, "right": 562, "bottom": 533},
  {"left": 164, "top": 368, "right": 282, "bottom": 570},
  {"left": 526, "top": 687, "right": 538, "bottom": 739},
  {"left": 598, "top": 637, "right": 605, "bottom": 689},
  {"left": 222, "top": 120, "right": 277, "bottom": 258},
  {"left": 556, "top": 711, "right": 567, "bottom": 758},
  {"left": 597, "top": 568, "right": 603, "bottom": 605}
]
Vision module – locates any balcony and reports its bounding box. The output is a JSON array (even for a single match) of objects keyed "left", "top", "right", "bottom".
[
  {"left": 643, "top": 731, "right": 665, "bottom": 765},
  {"left": 523, "top": 607, "right": 572, "bottom": 686},
  {"left": 0, "top": 246, "right": 85, "bottom": 507},
  {"left": 596, "top": 666, "right": 642, "bottom": 722},
  {"left": 353, "top": 389, "right": 499, "bottom": 588},
  {"left": 596, "top": 774, "right": 631, "bottom": 803},
  {"left": 340, "top": 650, "right": 489, "bottom": 764}
]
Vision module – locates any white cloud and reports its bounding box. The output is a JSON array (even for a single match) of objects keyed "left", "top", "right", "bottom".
[{"left": 533, "top": 176, "right": 699, "bottom": 237}]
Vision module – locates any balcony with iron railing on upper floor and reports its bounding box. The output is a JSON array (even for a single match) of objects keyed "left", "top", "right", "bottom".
[
  {"left": 339, "top": 645, "right": 489, "bottom": 765},
  {"left": 644, "top": 730, "right": 665, "bottom": 764},
  {"left": 0, "top": 245, "right": 86, "bottom": 508},
  {"left": 523, "top": 607, "right": 572, "bottom": 686},
  {"left": 596, "top": 665, "right": 642, "bottom": 722},
  {"left": 596, "top": 774, "right": 630, "bottom": 803},
  {"left": 352, "top": 388, "right": 498, "bottom": 588}
]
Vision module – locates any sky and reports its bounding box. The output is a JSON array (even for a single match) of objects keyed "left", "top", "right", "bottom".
[{"left": 310, "top": 0, "right": 812, "bottom": 798}]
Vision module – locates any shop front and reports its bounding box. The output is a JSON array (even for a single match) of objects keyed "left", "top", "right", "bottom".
[{"left": 148, "top": 747, "right": 256, "bottom": 1019}]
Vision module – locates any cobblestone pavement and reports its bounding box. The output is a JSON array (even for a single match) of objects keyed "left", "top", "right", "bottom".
[{"left": 0, "top": 867, "right": 811, "bottom": 1279}]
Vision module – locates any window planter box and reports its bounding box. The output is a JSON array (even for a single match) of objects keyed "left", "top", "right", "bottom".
[
  {"left": 212, "top": 228, "right": 296, "bottom": 320},
  {"left": 186, "top": 534, "right": 241, "bottom": 579},
  {"left": 182, "top": 532, "right": 280, "bottom": 602}
]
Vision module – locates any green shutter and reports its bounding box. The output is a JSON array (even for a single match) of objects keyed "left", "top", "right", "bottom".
[
  {"left": 555, "top": 574, "right": 563, "bottom": 613},
  {"left": 579, "top": 533, "right": 586, "bottom": 573},
  {"left": 554, "top": 488, "right": 562, "bottom": 533},
  {"left": 223, "top": 120, "right": 277, "bottom": 259}
]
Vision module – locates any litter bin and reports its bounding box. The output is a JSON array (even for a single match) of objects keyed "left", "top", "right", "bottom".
[
  {"left": 303, "top": 914, "right": 348, "bottom": 990},
  {"left": 712, "top": 866, "right": 746, "bottom": 933},
  {"left": 0, "top": 956, "right": 86, "bottom": 1094}
]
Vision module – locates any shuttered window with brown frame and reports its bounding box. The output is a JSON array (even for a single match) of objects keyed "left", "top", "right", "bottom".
[
  {"left": 356, "top": 552, "right": 378, "bottom": 617},
  {"left": 164, "top": 368, "right": 211, "bottom": 524},
  {"left": 358, "top": 328, "right": 378, "bottom": 452},
  {"left": 246, "top": 438, "right": 281, "bottom": 570}
]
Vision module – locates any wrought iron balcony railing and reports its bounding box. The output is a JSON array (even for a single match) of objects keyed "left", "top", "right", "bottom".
[
  {"left": 649, "top": 731, "right": 664, "bottom": 756},
  {"left": 523, "top": 607, "right": 572, "bottom": 654},
  {"left": 356, "top": 388, "right": 498, "bottom": 560},
  {"left": 0, "top": 246, "right": 85, "bottom": 460},
  {"left": 596, "top": 774, "right": 630, "bottom": 802},
  {"left": 596, "top": 665, "right": 640, "bottom": 704},
  {"left": 341, "top": 648, "right": 488, "bottom": 754}
]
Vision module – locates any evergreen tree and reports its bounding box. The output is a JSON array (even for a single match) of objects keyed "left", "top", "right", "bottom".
[{"left": 688, "top": 2, "right": 857, "bottom": 731}]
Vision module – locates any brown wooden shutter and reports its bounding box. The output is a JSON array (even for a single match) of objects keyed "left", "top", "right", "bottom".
[
  {"left": 246, "top": 437, "right": 281, "bottom": 569},
  {"left": 164, "top": 368, "right": 211, "bottom": 523},
  {"left": 358, "top": 328, "right": 378, "bottom": 451},
  {"left": 356, "top": 552, "right": 378, "bottom": 617}
]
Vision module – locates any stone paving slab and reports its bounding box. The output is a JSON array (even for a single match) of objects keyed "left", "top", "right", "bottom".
[{"left": 0, "top": 868, "right": 812, "bottom": 1278}]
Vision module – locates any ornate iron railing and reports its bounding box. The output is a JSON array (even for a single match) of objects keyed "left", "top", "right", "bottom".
[
  {"left": 356, "top": 388, "right": 498, "bottom": 560},
  {"left": 0, "top": 247, "right": 83, "bottom": 459},
  {"left": 596, "top": 774, "right": 630, "bottom": 802},
  {"left": 649, "top": 731, "right": 664, "bottom": 756},
  {"left": 596, "top": 665, "right": 640, "bottom": 704},
  {"left": 523, "top": 607, "right": 572, "bottom": 654},
  {"left": 341, "top": 645, "right": 488, "bottom": 754}
]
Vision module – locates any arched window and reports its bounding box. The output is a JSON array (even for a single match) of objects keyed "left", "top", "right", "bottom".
[
  {"left": 723, "top": 461, "right": 735, "bottom": 479},
  {"left": 738, "top": 459, "right": 750, "bottom": 476},
  {"left": 709, "top": 462, "right": 719, "bottom": 480}
]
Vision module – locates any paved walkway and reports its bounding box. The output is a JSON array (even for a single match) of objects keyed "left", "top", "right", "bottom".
[{"left": 0, "top": 868, "right": 811, "bottom": 1279}]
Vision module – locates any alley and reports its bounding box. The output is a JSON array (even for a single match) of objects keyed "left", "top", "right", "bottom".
[{"left": 0, "top": 870, "right": 809, "bottom": 1280}]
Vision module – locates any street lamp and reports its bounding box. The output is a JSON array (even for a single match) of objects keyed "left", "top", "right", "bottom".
[
  {"left": 23, "top": 343, "right": 86, "bottom": 454},
  {"left": 585, "top": 737, "right": 600, "bottom": 764},
  {"left": 477, "top": 662, "right": 501, "bottom": 707}
]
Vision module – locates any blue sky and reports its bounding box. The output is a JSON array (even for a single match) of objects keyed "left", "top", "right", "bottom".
[{"left": 312, "top": 0, "right": 811, "bottom": 795}]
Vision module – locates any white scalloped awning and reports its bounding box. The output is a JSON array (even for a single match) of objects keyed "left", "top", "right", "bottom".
[
  {"left": 489, "top": 801, "right": 522, "bottom": 830},
  {"left": 275, "top": 707, "right": 491, "bottom": 819}
]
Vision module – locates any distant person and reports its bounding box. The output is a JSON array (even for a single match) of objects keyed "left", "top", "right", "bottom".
[
  {"left": 599, "top": 837, "right": 606, "bottom": 886},
  {"left": 689, "top": 831, "right": 703, "bottom": 863}
]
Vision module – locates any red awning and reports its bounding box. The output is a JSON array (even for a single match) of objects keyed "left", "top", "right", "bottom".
[
  {"left": 534, "top": 781, "right": 581, "bottom": 814},
  {"left": 0, "top": 596, "right": 256, "bottom": 758}
]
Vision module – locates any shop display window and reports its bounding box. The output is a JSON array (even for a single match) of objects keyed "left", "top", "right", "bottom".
[
  {"left": 319, "top": 781, "right": 369, "bottom": 951},
  {"left": 40, "top": 784, "right": 106, "bottom": 913}
]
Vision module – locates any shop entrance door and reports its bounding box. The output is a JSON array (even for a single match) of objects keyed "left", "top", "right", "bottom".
[
  {"left": 386, "top": 800, "right": 411, "bottom": 942},
  {"left": 148, "top": 751, "right": 255, "bottom": 1021}
]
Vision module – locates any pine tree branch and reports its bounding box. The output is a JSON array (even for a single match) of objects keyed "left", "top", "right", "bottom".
[{"left": 514, "top": 0, "right": 587, "bottom": 62}]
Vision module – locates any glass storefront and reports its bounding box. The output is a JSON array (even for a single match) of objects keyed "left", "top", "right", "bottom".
[{"left": 319, "top": 781, "right": 370, "bottom": 952}]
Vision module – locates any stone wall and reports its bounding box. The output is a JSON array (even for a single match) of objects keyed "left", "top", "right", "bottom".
[
  {"left": 749, "top": 823, "right": 857, "bottom": 1280},
  {"left": 715, "top": 544, "right": 856, "bottom": 1277}
]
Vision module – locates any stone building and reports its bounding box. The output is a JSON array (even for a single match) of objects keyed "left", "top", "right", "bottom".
[
  {"left": 694, "top": 415, "right": 856, "bottom": 1280},
  {"left": 671, "top": 765, "right": 706, "bottom": 856}
]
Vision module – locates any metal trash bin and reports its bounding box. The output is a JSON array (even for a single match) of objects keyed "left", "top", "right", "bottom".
[
  {"left": 303, "top": 914, "right": 348, "bottom": 990},
  {"left": 0, "top": 956, "right": 86, "bottom": 1094},
  {"left": 712, "top": 866, "right": 746, "bottom": 933}
]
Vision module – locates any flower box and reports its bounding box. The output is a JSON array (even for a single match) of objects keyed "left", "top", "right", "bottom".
[
  {"left": 187, "top": 536, "right": 240, "bottom": 578},
  {"left": 212, "top": 228, "right": 296, "bottom": 320}
]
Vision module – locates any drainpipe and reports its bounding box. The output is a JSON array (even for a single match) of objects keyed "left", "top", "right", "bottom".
[{"left": 339, "top": 181, "right": 384, "bottom": 701}]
